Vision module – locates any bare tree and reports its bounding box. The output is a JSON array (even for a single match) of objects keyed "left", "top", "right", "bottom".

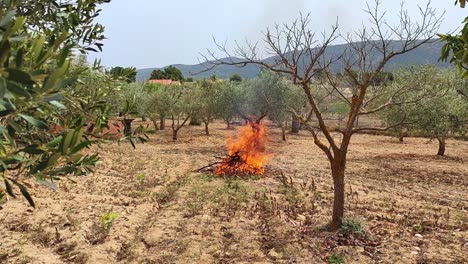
[{"left": 201, "top": 0, "right": 442, "bottom": 230}]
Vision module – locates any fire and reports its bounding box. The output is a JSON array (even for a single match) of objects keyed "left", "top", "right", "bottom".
[{"left": 214, "top": 119, "right": 270, "bottom": 176}]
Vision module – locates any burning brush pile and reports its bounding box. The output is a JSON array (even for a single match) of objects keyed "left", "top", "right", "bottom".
[{"left": 198, "top": 119, "right": 271, "bottom": 176}]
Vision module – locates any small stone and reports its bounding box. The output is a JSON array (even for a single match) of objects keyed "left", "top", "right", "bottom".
[
  {"left": 413, "top": 246, "right": 421, "bottom": 252},
  {"left": 268, "top": 248, "right": 282, "bottom": 259},
  {"left": 410, "top": 251, "right": 419, "bottom": 255},
  {"left": 414, "top": 234, "right": 423, "bottom": 238},
  {"left": 296, "top": 214, "right": 306, "bottom": 222}
]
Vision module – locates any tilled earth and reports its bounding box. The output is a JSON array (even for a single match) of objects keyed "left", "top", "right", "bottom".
[{"left": 0, "top": 121, "right": 467, "bottom": 264}]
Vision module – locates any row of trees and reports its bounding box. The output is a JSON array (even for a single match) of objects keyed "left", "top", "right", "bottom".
[
  {"left": 106, "top": 72, "right": 304, "bottom": 141},
  {"left": 148, "top": 65, "right": 244, "bottom": 84},
  {"left": 104, "top": 64, "right": 467, "bottom": 155},
  {"left": 104, "top": 63, "right": 468, "bottom": 155}
]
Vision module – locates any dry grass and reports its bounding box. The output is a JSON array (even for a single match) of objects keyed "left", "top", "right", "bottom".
[{"left": 0, "top": 120, "right": 466, "bottom": 263}]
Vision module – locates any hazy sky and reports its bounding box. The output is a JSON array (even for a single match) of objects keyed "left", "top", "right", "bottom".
[{"left": 88, "top": 0, "right": 467, "bottom": 69}]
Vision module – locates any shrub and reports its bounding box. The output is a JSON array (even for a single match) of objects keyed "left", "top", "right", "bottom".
[
  {"left": 100, "top": 211, "right": 119, "bottom": 230},
  {"left": 340, "top": 217, "right": 365, "bottom": 236}
]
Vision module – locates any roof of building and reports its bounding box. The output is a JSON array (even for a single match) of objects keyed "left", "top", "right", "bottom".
[{"left": 147, "top": 79, "right": 180, "bottom": 85}]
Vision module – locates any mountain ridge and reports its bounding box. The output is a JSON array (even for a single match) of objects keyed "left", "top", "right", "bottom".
[{"left": 136, "top": 40, "right": 451, "bottom": 82}]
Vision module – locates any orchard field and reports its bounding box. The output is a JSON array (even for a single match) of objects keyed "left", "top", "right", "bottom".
[
  {"left": 2, "top": 1, "right": 468, "bottom": 264},
  {"left": 1, "top": 121, "right": 466, "bottom": 264}
]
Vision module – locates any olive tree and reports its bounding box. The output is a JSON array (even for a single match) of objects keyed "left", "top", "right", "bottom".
[
  {"left": 193, "top": 80, "right": 222, "bottom": 135},
  {"left": 0, "top": 0, "right": 111, "bottom": 206},
  {"left": 216, "top": 81, "right": 245, "bottom": 129},
  {"left": 382, "top": 69, "right": 468, "bottom": 155},
  {"left": 379, "top": 66, "right": 446, "bottom": 143},
  {"left": 203, "top": 1, "right": 442, "bottom": 229},
  {"left": 244, "top": 72, "right": 305, "bottom": 141},
  {"left": 144, "top": 84, "right": 192, "bottom": 140}
]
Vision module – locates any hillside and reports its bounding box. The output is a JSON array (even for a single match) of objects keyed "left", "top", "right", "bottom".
[{"left": 137, "top": 40, "right": 451, "bottom": 82}]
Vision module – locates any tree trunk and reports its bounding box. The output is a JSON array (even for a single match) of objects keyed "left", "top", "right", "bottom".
[
  {"left": 123, "top": 119, "right": 134, "bottom": 137},
  {"left": 151, "top": 118, "right": 159, "bottom": 131},
  {"left": 226, "top": 120, "right": 231, "bottom": 129},
  {"left": 398, "top": 128, "right": 405, "bottom": 143},
  {"left": 204, "top": 122, "right": 210, "bottom": 136},
  {"left": 330, "top": 160, "right": 346, "bottom": 230},
  {"left": 160, "top": 116, "right": 165, "bottom": 130},
  {"left": 291, "top": 114, "right": 300, "bottom": 134},
  {"left": 171, "top": 116, "right": 177, "bottom": 141},
  {"left": 437, "top": 137, "right": 446, "bottom": 156},
  {"left": 281, "top": 127, "right": 286, "bottom": 141}
]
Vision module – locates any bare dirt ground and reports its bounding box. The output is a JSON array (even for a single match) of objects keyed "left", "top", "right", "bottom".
[{"left": 0, "top": 121, "right": 467, "bottom": 264}]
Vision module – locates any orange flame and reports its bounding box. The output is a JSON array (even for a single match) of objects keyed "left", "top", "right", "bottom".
[{"left": 214, "top": 120, "right": 270, "bottom": 176}]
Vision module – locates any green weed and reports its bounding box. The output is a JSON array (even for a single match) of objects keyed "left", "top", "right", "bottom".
[
  {"left": 100, "top": 211, "right": 118, "bottom": 230},
  {"left": 340, "top": 217, "right": 365, "bottom": 236}
]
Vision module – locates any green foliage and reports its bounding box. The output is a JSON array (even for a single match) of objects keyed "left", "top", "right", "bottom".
[
  {"left": 136, "top": 173, "right": 145, "bottom": 184},
  {"left": 328, "top": 254, "right": 345, "bottom": 264},
  {"left": 16, "top": 0, "right": 109, "bottom": 53},
  {"left": 211, "top": 179, "right": 250, "bottom": 217},
  {"left": 242, "top": 71, "right": 305, "bottom": 127},
  {"left": 216, "top": 81, "right": 245, "bottom": 125},
  {"left": 152, "top": 176, "right": 188, "bottom": 204},
  {"left": 0, "top": 0, "right": 111, "bottom": 207},
  {"left": 439, "top": 1, "right": 468, "bottom": 77},
  {"left": 280, "top": 184, "right": 306, "bottom": 212},
  {"left": 330, "top": 101, "right": 350, "bottom": 115},
  {"left": 109, "top": 66, "right": 137, "bottom": 83},
  {"left": 149, "top": 69, "right": 165, "bottom": 80},
  {"left": 184, "top": 182, "right": 210, "bottom": 217},
  {"left": 160, "top": 84, "right": 192, "bottom": 119},
  {"left": 65, "top": 68, "right": 117, "bottom": 129},
  {"left": 357, "top": 70, "right": 393, "bottom": 85},
  {"left": 229, "top": 74, "right": 242, "bottom": 82},
  {"left": 149, "top": 66, "right": 184, "bottom": 81},
  {"left": 340, "top": 217, "right": 365, "bottom": 236},
  {"left": 100, "top": 211, "right": 118, "bottom": 230},
  {"left": 141, "top": 82, "right": 195, "bottom": 137},
  {"left": 120, "top": 83, "right": 149, "bottom": 117},
  {"left": 192, "top": 80, "right": 222, "bottom": 128},
  {"left": 381, "top": 67, "right": 468, "bottom": 141}
]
